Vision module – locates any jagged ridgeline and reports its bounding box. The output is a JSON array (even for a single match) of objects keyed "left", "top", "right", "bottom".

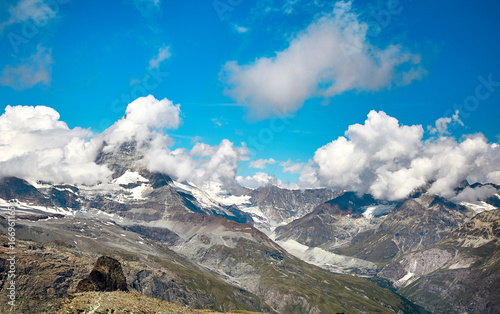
[{"left": 0, "top": 141, "right": 498, "bottom": 313}]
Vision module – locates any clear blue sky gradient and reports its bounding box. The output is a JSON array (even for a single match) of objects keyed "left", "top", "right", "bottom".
[{"left": 1, "top": 0, "right": 499, "bottom": 183}]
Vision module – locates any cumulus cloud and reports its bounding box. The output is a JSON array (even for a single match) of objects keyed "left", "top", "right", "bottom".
[
  {"left": 306, "top": 110, "right": 500, "bottom": 201},
  {"left": 0, "top": 0, "right": 58, "bottom": 32},
  {"left": 428, "top": 110, "right": 464, "bottom": 135},
  {"left": 452, "top": 185, "right": 499, "bottom": 203},
  {"left": 296, "top": 160, "right": 320, "bottom": 189},
  {"left": 102, "top": 95, "right": 181, "bottom": 151},
  {"left": 144, "top": 139, "right": 249, "bottom": 186},
  {"left": 149, "top": 46, "right": 171, "bottom": 69},
  {"left": 0, "top": 95, "right": 249, "bottom": 187},
  {"left": 223, "top": 1, "right": 424, "bottom": 118},
  {"left": 1, "top": 45, "right": 53, "bottom": 90},
  {"left": 250, "top": 158, "right": 276, "bottom": 169},
  {"left": 236, "top": 172, "right": 285, "bottom": 190},
  {"left": 99, "top": 95, "right": 249, "bottom": 187},
  {"left": 0, "top": 105, "right": 111, "bottom": 184}
]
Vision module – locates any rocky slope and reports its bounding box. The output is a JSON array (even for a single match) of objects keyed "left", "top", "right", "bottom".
[
  {"left": 274, "top": 192, "right": 393, "bottom": 249},
  {"left": 333, "top": 193, "right": 475, "bottom": 264},
  {"left": 58, "top": 255, "right": 257, "bottom": 314},
  {"left": 378, "top": 209, "right": 500, "bottom": 313},
  {"left": 244, "top": 186, "right": 337, "bottom": 232},
  {"left": 0, "top": 218, "right": 272, "bottom": 313}
]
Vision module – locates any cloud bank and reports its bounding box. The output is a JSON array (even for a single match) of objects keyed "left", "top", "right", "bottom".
[
  {"left": 0, "top": 95, "right": 249, "bottom": 187},
  {"left": 1, "top": 96, "right": 498, "bottom": 202},
  {"left": 305, "top": 110, "right": 500, "bottom": 200},
  {"left": 0, "top": 105, "right": 110, "bottom": 185},
  {"left": 223, "top": 1, "right": 425, "bottom": 118}
]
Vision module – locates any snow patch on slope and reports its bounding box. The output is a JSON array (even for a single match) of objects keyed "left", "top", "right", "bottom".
[
  {"left": 395, "top": 272, "right": 415, "bottom": 288},
  {"left": 362, "top": 204, "right": 395, "bottom": 218},
  {"left": 276, "top": 239, "right": 377, "bottom": 275},
  {"left": 200, "top": 181, "right": 251, "bottom": 207},
  {"left": 0, "top": 198, "right": 75, "bottom": 216},
  {"left": 171, "top": 181, "right": 223, "bottom": 209},
  {"left": 112, "top": 170, "right": 148, "bottom": 185},
  {"left": 460, "top": 201, "right": 497, "bottom": 214}
]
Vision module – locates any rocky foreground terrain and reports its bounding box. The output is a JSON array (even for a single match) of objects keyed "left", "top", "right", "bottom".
[
  {"left": 58, "top": 291, "right": 229, "bottom": 314},
  {"left": 57, "top": 255, "right": 259, "bottom": 314}
]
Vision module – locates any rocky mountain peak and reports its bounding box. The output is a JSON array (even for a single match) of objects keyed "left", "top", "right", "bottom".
[
  {"left": 0, "top": 176, "right": 51, "bottom": 206},
  {"left": 324, "top": 191, "right": 377, "bottom": 214},
  {"left": 95, "top": 141, "right": 145, "bottom": 179}
]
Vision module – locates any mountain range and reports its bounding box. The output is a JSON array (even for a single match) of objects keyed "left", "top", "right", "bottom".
[{"left": 1, "top": 141, "right": 499, "bottom": 313}]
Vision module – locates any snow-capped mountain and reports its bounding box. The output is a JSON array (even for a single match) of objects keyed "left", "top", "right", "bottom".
[{"left": 1, "top": 142, "right": 499, "bottom": 313}]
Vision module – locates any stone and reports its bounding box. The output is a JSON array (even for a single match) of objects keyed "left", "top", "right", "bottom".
[{"left": 76, "top": 256, "right": 128, "bottom": 292}]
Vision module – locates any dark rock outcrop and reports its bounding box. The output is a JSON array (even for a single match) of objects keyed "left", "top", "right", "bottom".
[{"left": 76, "top": 256, "right": 128, "bottom": 292}]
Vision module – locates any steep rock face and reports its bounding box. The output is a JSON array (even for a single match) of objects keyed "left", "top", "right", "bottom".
[
  {"left": 378, "top": 209, "right": 500, "bottom": 313},
  {"left": 76, "top": 256, "right": 128, "bottom": 292},
  {"left": 123, "top": 225, "right": 180, "bottom": 245},
  {"left": 247, "top": 186, "right": 337, "bottom": 227},
  {"left": 94, "top": 141, "right": 143, "bottom": 179},
  {"left": 48, "top": 186, "right": 81, "bottom": 209},
  {"left": 444, "top": 207, "right": 500, "bottom": 247},
  {"left": 274, "top": 192, "right": 390, "bottom": 249},
  {"left": 334, "top": 194, "right": 474, "bottom": 264},
  {"left": 0, "top": 177, "right": 52, "bottom": 206}
]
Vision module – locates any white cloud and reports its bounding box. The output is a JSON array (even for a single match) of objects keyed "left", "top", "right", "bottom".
[
  {"left": 236, "top": 171, "right": 300, "bottom": 190},
  {"left": 102, "top": 95, "right": 181, "bottom": 152},
  {"left": 191, "top": 136, "right": 202, "bottom": 143},
  {"left": 211, "top": 117, "right": 227, "bottom": 128},
  {"left": 280, "top": 159, "right": 304, "bottom": 174},
  {"left": 0, "top": 95, "right": 249, "bottom": 188},
  {"left": 0, "top": 105, "right": 111, "bottom": 185},
  {"left": 428, "top": 110, "right": 464, "bottom": 135},
  {"left": 250, "top": 158, "right": 276, "bottom": 169},
  {"left": 0, "top": 45, "right": 53, "bottom": 90},
  {"left": 236, "top": 172, "right": 284, "bottom": 189},
  {"left": 234, "top": 25, "right": 249, "bottom": 33},
  {"left": 452, "top": 185, "right": 498, "bottom": 203},
  {"left": 0, "top": 0, "right": 58, "bottom": 32},
  {"left": 223, "top": 1, "right": 424, "bottom": 118},
  {"left": 144, "top": 139, "right": 249, "bottom": 187},
  {"left": 307, "top": 110, "right": 500, "bottom": 201},
  {"left": 101, "top": 95, "right": 248, "bottom": 187},
  {"left": 296, "top": 160, "right": 320, "bottom": 189},
  {"left": 149, "top": 46, "right": 171, "bottom": 69}
]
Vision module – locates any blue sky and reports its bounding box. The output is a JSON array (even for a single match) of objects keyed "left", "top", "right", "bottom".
[{"left": 1, "top": 0, "right": 499, "bottom": 191}]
